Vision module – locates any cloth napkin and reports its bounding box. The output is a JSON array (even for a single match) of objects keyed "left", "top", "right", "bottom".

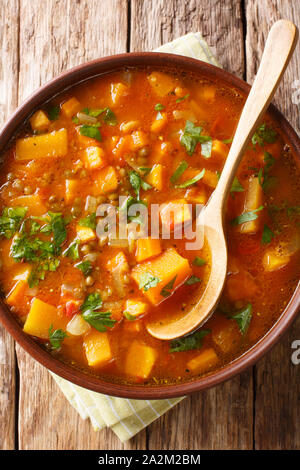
[{"left": 51, "top": 32, "right": 220, "bottom": 443}]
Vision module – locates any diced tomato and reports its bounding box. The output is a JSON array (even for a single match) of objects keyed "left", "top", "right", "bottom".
[{"left": 65, "top": 300, "right": 81, "bottom": 318}]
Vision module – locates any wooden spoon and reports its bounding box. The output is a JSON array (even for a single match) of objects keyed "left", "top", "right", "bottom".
[{"left": 146, "top": 19, "right": 298, "bottom": 341}]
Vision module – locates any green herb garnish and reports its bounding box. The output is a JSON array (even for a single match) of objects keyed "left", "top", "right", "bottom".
[
  {"left": 261, "top": 224, "right": 275, "bottom": 245},
  {"left": 230, "top": 177, "right": 244, "bottom": 194},
  {"left": 154, "top": 103, "right": 165, "bottom": 111},
  {"left": 78, "top": 212, "right": 97, "bottom": 230},
  {"left": 47, "top": 105, "right": 60, "bottom": 121},
  {"left": 176, "top": 94, "right": 189, "bottom": 103},
  {"left": 139, "top": 272, "right": 161, "bottom": 292},
  {"left": 169, "top": 329, "right": 210, "bottom": 353},
  {"left": 180, "top": 120, "right": 211, "bottom": 156},
  {"left": 230, "top": 206, "right": 264, "bottom": 226},
  {"left": 160, "top": 276, "right": 177, "bottom": 298},
  {"left": 230, "top": 303, "right": 252, "bottom": 335},
  {"left": 75, "top": 260, "right": 92, "bottom": 277},
  {"left": 170, "top": 161, "right": 188, "bottom": 185},
  {"left": 193, "top": 256, "right": 206, "bottom": 266},
  {"left": 0, "top": 206, "right": 27, "bottom": 239},
  {"left": 176, "top": 169, "right": 205, "bottom": 188},
  {"left": 62, "top": 239, "right": 80, "bottom": 260},
  {"left": 80, "top": 293, "right": 116, "bottom": 332},
  {"left": 252, "top": 123, "right": 277, "bottom": 146},
  {"left": 79, "top": 125, "right": 101, "bottom": 142},
  {"left": 48, "top": 325, "right": 67, "bottom": 349},
  {"left": 128, "top": 170, "right": 152, "bottom": 200}
]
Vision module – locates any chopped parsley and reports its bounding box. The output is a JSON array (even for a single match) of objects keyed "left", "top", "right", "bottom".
[
  {"left": 230, "top": 177, "right": 244, "bottom": 194},
  {"left": 230, "top": 206, "right": 264, "bottom": 226},
  {"left": 176, "top": 169, "right": 205, "bottom": 188},
  {"left": 80, "top": 293, "right": 116, "bottom": 332},
  {"left": 261, "top": 224, "right": 275, "bottom": 245},
  {"left": 82, "top": 107, "right": 117, "bottom": 126},
  {"left": 128, "top": 170, "right": 152, "bottom": 200},
  {"left": 139, "top": 272, "right": 161, "bottom": 292},
  {"left": 0, "top": 206, "right": 27, "bottom": 239},
  {"left": 160, "top": 276, "right": 177, "bottom": 298},
  {"left": 78, "top": 212, "right": 97, "bottom": 230},
  {"left": 252, "top": 123, "right": 277, "bottom": 147},
  {"left": 75, "top": 260, "right": 92, "bottom": 277},
  {"left": 185, "top": 275, "right": 202, "bottom": 285},
  {"left": 180, "top": 120, "right": 211, "bottom": 156},
  {"left": 79, "top": 125, "right": 101, "bottom": 141},
  {"left": 62, "top": 238, "right": 80, "bottom": 260},
  {"left": 170, "top": 161, "right": 188, "bottom": 185},
  {"left": 169, "top": 329, "right": 210, "bottom": 353},
  {"left": 193, "top": 256, "right": 206, "bottom": 267},
  {"left": 230, "top": 303, "right": 252, "bottom": 335},
  {"left": 48, "top": 325, "right": 67, "bottom": 350},
  {"left": 154, "top": 103, "right": 165, "bottom": 111},
  {"left": 47, "top": 105, "right": 60, "bottom": 121},
  {"left": 176, "top": 94, "right": 189, "bottom": 103}
]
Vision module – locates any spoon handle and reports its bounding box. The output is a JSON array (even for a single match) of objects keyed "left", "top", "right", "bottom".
[{"left": 209, "top": 19, "right": 298, "bottom": 219}]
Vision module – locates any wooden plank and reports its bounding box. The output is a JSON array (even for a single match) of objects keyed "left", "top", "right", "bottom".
[
  {"left": 130, "top": 0, "right": 245, "bottom": 77},
  {"left": 130, "top": 0, "right": 254, "bottom": 450},
  {"left": 15, "top": 0, "right": 146, "bottom": 450},
  {"left": 245, "top": 0, "right": 300, "bottom": 449},
  {"left": 0, "top": 0, "right": 20, "bottom": 450}
]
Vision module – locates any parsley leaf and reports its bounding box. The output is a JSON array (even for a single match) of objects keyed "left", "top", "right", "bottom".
[
  {"left": 47, "top": 105, "right": 60, "bottom": 121},
  {"left": 48, "top": 324, "right": 67, "bottom": 349},
  {"left": 176, "top": 169, "right": 205, "bottom": 188},
  {"left": 170, "top": 161, "right": 188, "bottom": 185},
  {"left": 128, "top": 170, "right": 152, "bottom": 200},
  {"left": 62, "top": 239, "right": 80, "bottom": 260},
  {"left": 139, "top": 272, "right": 161, "bottom": 292},
  {"left": 201, "top": 140, "right": 212, "bottom": 158},
  {"left": 0, "top": 206, "right": 27, "bottom": 238},
  {"left": 193, "top": 256, "right": 206, "bottom": 266},
  {"left": 230, "top": 206, "right": 264, "bottom": 226},
  {"left": 80, "top": 292, "right": 116, "bottom": 332},
  {"left": 230, "top": 177, "right": 244, "bottom": 194},
  {"left": 160, "top": 276, "right": 177, "bottom": 298},
  {"left": 180, "top": 120, "right": 211, "bottom": 156},
  {"left": 75, "top": 260, "right": 92, "bottom": 277},
  {"left": 252, "top": 123, "right": 277, "bottom": 146},
  {"left": 78, "top": 212, "right": 97, "bottom": 230},
  {"left": 169, "top": 329, "right": 210, "bottom": 353},
  {"left": 154, "top": 103, "right": 165, "bottom": 111},
  {"left": 185, "top": 275, "right": 202, "bottom": 285},
  {"left": 79, "top": 125, "right": 101, "bottom": 141},
  {"left": 176, "top": 94, "right": 189, "bottom": 103},
  {"left": 48, "top": 212, "right": 67, "bottom": 248},
  {"left": 261, "top": 224, "right": 275, "bottom": 245},
  {"left": 230, "top": 303, "right": 252, "bottom": 335}
]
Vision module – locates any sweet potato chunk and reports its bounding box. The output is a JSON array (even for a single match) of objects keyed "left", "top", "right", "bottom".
[
  {"left": 225, "top": 270, "right": 258, "bottom": 301},
  {"left": 262, "top": 250, "right": 290, "bottom": 272},
  {"left": 61, "top": 97, "right": 81, "bottom": 118},
  {"left": 65, "top": 179, "right": 82, "bottom": 204},
  {"left": 147, "top": 72, "right": 176, "bottom": 97},
  {"left": 125, "top": 341, "right": 157, "bottom": 378},
  {"left": 11, "top": 194, "right": 47, "bottom": 216},
  {"left": 145, "top": 164, "right": 166, "bottom": 191},
  {"left": 29, "top": 110, "right": 50, "bottom": 132},
  {"left": 76, "top": 226, "right": 96, "bottom": 243},
  {"left": 23, "top": 298, "right": 67, "bottom": 339},
  {"left": 210, "top": 139, "right": 229, "bottom": 161},
  {"left": 93, "top": 166, "right": 118, "bottom": 195},
  {"left": 124, "top": 298, "right": 149, "bottom": 318},
  {"left": 15, "top": 129, "right": 68, "bottom": 160},
  {"left": 212, "top": 318, "right": 240, "bottom": 354},
  {"left": 6, "top": 280, "right": 28, "bottom": 307},
  {"left": 131, "top": 247, "right": 192, "bottom": 305},
  {"left": 160, "top": 199, "right": 192, "bottom": 232},
  {"left": 83, "top": 146, "right": 106, "bottom": 170},
  {"left": 83, "top": 330, "right": 112, "bottom": 367},
  {"left": 239, "top": 176, "right": 263, "bottom": 234},
  {"left": 111, "top": 82, "right": 129, "bottom": 105},
  {"left": 135, "top": 237, "right": 162, "bottom": 262},
  {"left": 150, "top": 112, "right": 167, "bottom": 133},
  {"left": 187, "top": 348, "right": 219, "bottom": 373}
]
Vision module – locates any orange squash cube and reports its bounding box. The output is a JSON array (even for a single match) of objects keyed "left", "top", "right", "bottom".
[
  {"left": 131, "top": 131, "right": 149, "bottom": 150},
  {"left": 135, "top": 238, "right": 162, "bottom": 262},
  {"left": 11, "top": 194, "right": 47, "bottom": 216},
  {"left": 210, "top": 139, "right": 229, "bottom": 161},
  {"left": 15, "top": 129, "right": 68, "bottom": 160},
  {"left": 93, "top": 166, "right": 118, "bottom": 195},
  {"left": 23, "top": 298, "right": 67, "bottom": 339},
  {"left": 145, "top": 164, "right": 166, "bottom": 191},
  {"left": 6, "top": 280, "right": 28, "bottom": 307},
  {"left": 83, "top": 146, "right": 106, "bottom": 170},
  {"left": 65, "top": 179, "right": 82, "bottom": 203},
  {"left": 83, "top": 330, "right": 112, "bottom": 367},
  {"left": 29, "top": 110, "right": 50, "bottom": 132},
  {"left": 125, "top": 341, "right": 157, "bottom": 378},
  {"left": 111, "top": 82, "right": 129, "bottom": 105},
  {"left": 187, "top": 348, "right": 219, "bottom": 373},
  {"left": 131, "top": 247, "right": 192, "bottom": 305},
  {"left": 61, "top": 97, "right": 81, "bottom": 118},
  {"left": 160, "top": 199, "right": 192, "bottom": 231}
]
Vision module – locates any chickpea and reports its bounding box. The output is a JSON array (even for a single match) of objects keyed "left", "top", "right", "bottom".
[
  {"left": 85, "top": 276, "right": 94, "bottom": 287},
  {"left": 138, "top": 146, "right": 150, "bottom": 158},
  {"left": 24, "top": 186, "right": 33, "bottom": 195}
]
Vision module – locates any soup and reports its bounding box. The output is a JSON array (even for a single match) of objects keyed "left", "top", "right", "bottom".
[{"left": 0, "top": 68, "right": 299, "bottom": 385}]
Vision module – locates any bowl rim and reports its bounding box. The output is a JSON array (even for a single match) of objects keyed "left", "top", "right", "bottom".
[{"left": 0, "top": 51, "right": 299, "bottom": 399}]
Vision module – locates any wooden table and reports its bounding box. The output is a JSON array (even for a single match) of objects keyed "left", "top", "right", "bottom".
[{"left": 0, "top": 0, "right": 299, "bottom": 450}]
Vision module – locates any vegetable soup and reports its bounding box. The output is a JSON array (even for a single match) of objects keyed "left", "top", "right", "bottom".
[{"left": 0, "top": 68, "right": 299, "bottom": 385}]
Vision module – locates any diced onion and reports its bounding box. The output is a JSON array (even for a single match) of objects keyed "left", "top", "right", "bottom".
[
  {"left": 66, "top": 314, "right": 91, "bottom": 336},
  {"left": 76, "top": 112, "right": 98, "bottom": 125}
]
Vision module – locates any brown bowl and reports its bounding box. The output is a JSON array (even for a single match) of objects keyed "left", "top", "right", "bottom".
[{"left": 0, "top": 52, "right": 299, "bottom": 399}]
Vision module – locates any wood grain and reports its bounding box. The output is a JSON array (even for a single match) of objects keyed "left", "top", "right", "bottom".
[
  {"left": 131, "top": 0, "right": 253, "bottom": 450},
  {"left": 0, "top": 0, "right": 20, "bottom": 450},
  {"left": 245, "top": 0, "right": 300, "bottom": 450}
]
